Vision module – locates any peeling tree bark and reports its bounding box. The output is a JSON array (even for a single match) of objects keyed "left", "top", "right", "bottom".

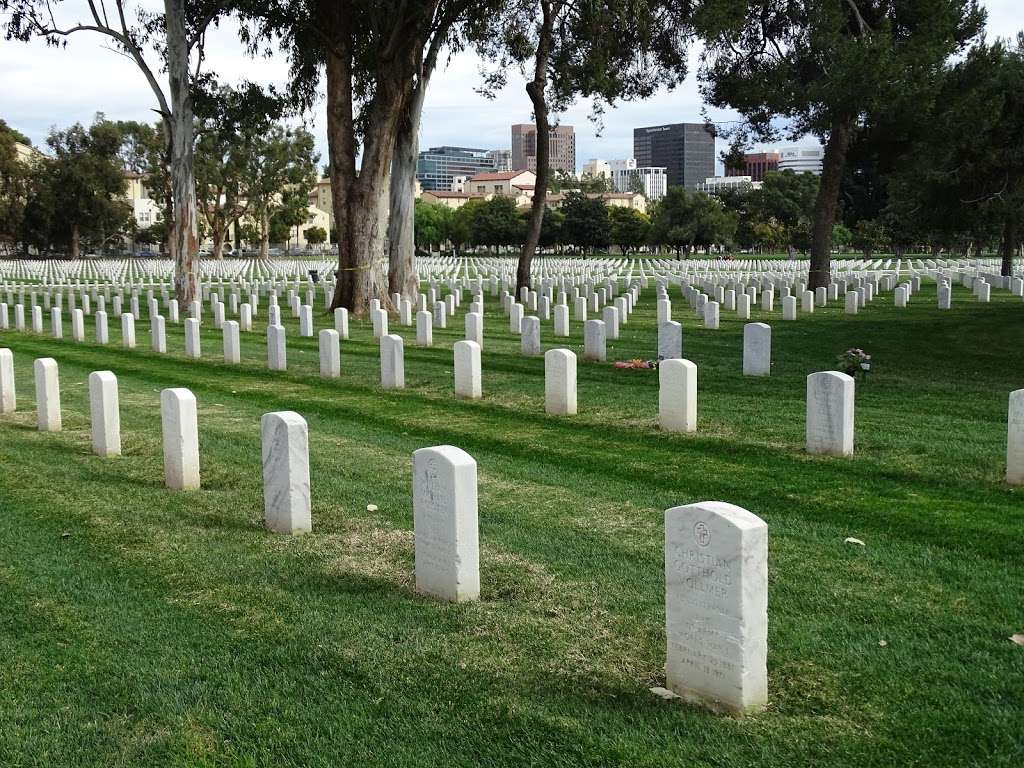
[
  {"left": 322, "top": 2, "right": 411, "bottom": 315},
  {"left": 166, "top": 0, "right": 199, "bottom": 305},
  {"left": 388, "top": 80, "right": 428, "bottom": 300}
]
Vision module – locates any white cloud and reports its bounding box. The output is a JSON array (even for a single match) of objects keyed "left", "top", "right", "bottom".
[{"left": 2, "top": 1, "right": 1021, "bottom": 171}]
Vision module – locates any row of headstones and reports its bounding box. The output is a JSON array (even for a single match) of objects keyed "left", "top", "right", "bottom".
[
  {"left": 0, "top": 341, "right": 871, "bottom": 460},
  {"left": 0, "top": 343, "right": 771, "bottom": 713},
  {"left": 8, "top": 303, "right": 1024, "bottom": 479},
  {"left": 2, "top": 262, "right": 789, "bottom": 389}
]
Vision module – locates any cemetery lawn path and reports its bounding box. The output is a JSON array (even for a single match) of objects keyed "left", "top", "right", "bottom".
[{"left": 0, "top": 280, "right": 1021, "bottom": 767}]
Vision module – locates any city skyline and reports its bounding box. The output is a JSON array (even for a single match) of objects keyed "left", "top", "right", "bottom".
[{"left": 1, "top": 1, "right": 1022, "bottom": 172}]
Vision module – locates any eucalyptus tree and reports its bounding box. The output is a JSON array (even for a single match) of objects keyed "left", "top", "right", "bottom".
[
  {"left": 477, "top": 0, "right": 692, "bottom": 291},
  {"left": 193, "top": 83, "right": 286, "bottom": 259},
  {"left": 696, "top": 0, "right": 985, "bottom": 288},
  {"left": 1, "top": 0, "right": 232, "bottom": 302},
  {"left": 241, "top": 0, "right": 499, "bottom": 313},
  {"left": 386, "top": 1, "right": 505, "bottom": 299}
]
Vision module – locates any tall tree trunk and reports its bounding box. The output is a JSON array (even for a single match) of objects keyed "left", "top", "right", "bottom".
[
  {"left": 808, "top": 115, "right": 854, "bottom": 290},
  {"left": 1001, "top": 216, "right": 1017, "bottom": 277},
  {"left": 212, "top": 222, "right": 226, "bottom": 260},
  {"left": 71, "top": 223, "right": 80, "bottom": 259},
  {"left": 260, "top": 210, "right": 270, "bottom": 260},
  {"left": 323, "top": 4, "right": 406, "bottom": 315},
  {"left": 517, "top": 0, "right": 554, "bottom": 294},
  {"left": 325, "top": 28, "right": 358, "bottom": 313},
  {"left": 388, "top": 80, "right": 428, "bottom": 300},
  {"left": 165, "top": 0, "right": 199, "bottom": 304}
]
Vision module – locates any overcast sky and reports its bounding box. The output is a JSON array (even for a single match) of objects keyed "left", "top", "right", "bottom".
[{"left": 2, "top": 0, "right": 1023, "bottom": 173}]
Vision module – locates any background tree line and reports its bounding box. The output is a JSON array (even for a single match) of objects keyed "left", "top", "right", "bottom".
[
  {"left": 0, "top": 94, "right": 318, "bottom": 259},
  {"left": 1, "top": 0, "right": 1018, "bottom": 308}
]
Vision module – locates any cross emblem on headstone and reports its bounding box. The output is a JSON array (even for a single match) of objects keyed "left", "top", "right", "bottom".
[{"left": 694, "top": 521, "right": 711, "bottom": 547}]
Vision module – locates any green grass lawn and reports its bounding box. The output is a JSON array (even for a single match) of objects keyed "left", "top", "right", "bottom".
[{"left": 0, "top": 280, "right": 1021, "bottom": 767}]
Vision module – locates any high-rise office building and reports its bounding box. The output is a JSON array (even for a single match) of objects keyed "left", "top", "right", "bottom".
[
  {"left": 778, "top": 145, "right": 824, "bottom": 175},
  {"left": 416, "top": 146, "right": 498, "bottom": 191},
  {"left": 511, "top": 124, "right": 576, "bottom": 174},
  {"left": 609, "top": 159, "right": 668, "bottom": 201},
  {"left": 632, "top": 123, "right": 715, "bottom": 191},
  {"left": 581, "top": 159, "right": 611, "bottom": 179},
  {"left": 486, "top": 149, "right": 512, "bottom": 172},
  {"left": 726, "top": 152, "right": 780, "bottom": 182}
]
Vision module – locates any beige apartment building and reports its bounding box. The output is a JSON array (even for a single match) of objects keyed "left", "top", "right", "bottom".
[
  {"left": 308, "top": 175, "right": 423, "bottom": 232},
  {"left": 466, "top": 170, "right": 536, "bottom": 196},
  {"left": 545, "top": 191, "right": 647, "bottom": 214}
]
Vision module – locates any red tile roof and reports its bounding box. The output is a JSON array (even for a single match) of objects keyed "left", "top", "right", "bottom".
[{"left": 468, "top": 170, "right": 534, "bottom": 182}]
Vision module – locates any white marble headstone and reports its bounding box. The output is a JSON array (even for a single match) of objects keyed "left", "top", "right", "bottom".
[
  {"left": 412, "top": 445, "right": 480, "bottom": 603},
  {"left": 665, "top": 501, "right": 768, "bottom": 714}
]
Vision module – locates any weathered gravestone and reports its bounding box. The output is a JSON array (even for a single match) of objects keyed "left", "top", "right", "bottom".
[
  {"left": 806, "top": 371, "right": 855, "bottom": 456},
  {"left": 161, "top": 387, "right": 200, "bottom": 490},
  {"left": 658, "top": 321, "right": 683, "bottom": 360},
  {"left": 412, "top": 445, "right": 480, "bottom": 603},
  {"left": 1008, "top": 389, "right": 1024, "bottom": 485},
  {"left": 742, "top": 323, "right": 771, "bottom": 377},
  {"left": 261, "top": 411, "right": 311, "bottom": 534},
  {"left": 659, "top": 358, "right": 697, "bottom": 433},
  {"left": 33, "top": 357, "right": 60, "bottom": 431},
  {"left": 89, "top": 371, "right": 121, "bottom": 457},
  {"left": 664, "top": 501, "right": 768, "bottom": 714},
  {"left": 521, "top": 316, "right": 541, "bottom": 356}
]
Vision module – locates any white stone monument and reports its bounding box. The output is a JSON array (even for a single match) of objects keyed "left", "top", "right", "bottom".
[
  {"left": 261, "top": 411, "right": 311, "bottom": 534},
  {"left": 380, "top": 334, "right": 405, "bottom": 389},
  {"left": 521, "top": 316, "right": 541, "bottom": 356},
  {"left": 0, "top": 348, "right": 14, "bottom": 413},
  {"left": 319, "top": 329, "right": 341, "bottom": 378},
  {"left": 1007, "top": 389, "right": 1024, "bottom": 485},
  {"left": 664, "top": 500, "right": 768, "bottom": 714},
  {"left": 658, "top": 321, "right": 682, "bottom": 360},
  {"left": 161, "top": 388, "right": 200, "bottom": 490},
  {"left": 223, "top": 320, "right": 241, "bottom": 364},
  {"left": 454, "top": 340, "right": 482, "bottom": 399},
  {"left": 742, "top": 323, "right": 771, "bottom": 377},
  {"left": 583, "top": 319, "right": 607, "bottom": 362},
  {"left": 33, "top": 357, "right": 60, "bottom": 431},
  {"left": 334, "top": 307, "right": 349, "bottom": 339},
  {"left": 185, "top": 318, "right": 201, "bottom": 359},
  {"left": 121, "top": 313, "right": 136, "bottom": 348},
  {"left": 412, "top": 445, "right": 480, "bottom": 603},
  {"left": 267, "top": 324, "right": 287, "bottom": 371},
  {"left": 545, "top": 349, "right": 577, "bottom": 415},
  {"left": 659, "top": 359, "right": 697, "bottom": 433},
  {"left": 89, "top": 370, "right": 121, "bottom": 457},
  {"left": 806, "top": 371, "right": 855, "bottom": 456}
]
